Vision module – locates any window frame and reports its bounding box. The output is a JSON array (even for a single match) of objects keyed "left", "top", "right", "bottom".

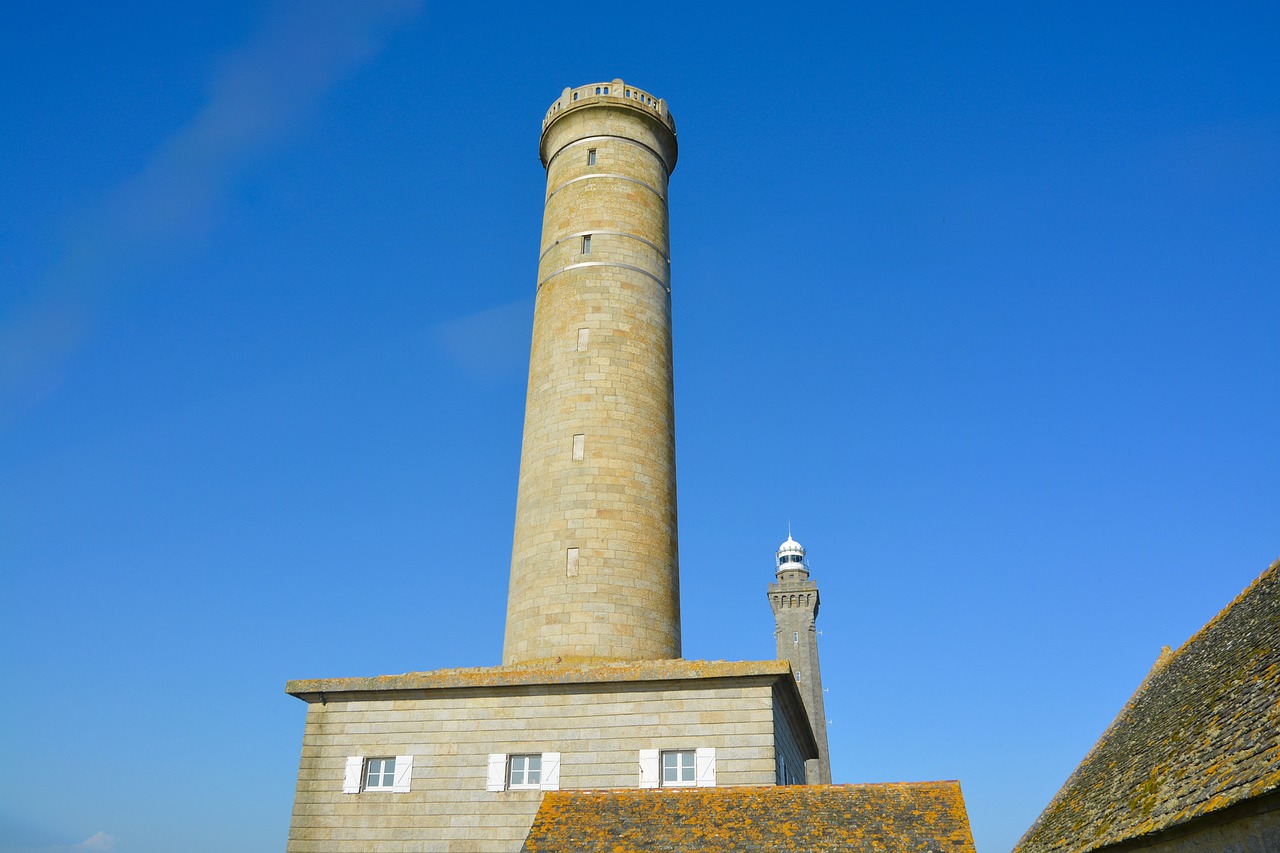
[
  {"left": 487, "top": 751, "right": 560, "bottom": 791},
  {"left": 640, "top": 747, "right": 716, "bottom": 788},
  {"left": 364, "top": 756, "right": 397, "bottom": 791},
  {"left": 343, "top": 754, "right": 412, "bottom": 794},
  {"left": 661, "top": 749, "right": 696, "bottom": 787},
  {"left": 507, "top": 753, "right": 542, "bottom": 789}
]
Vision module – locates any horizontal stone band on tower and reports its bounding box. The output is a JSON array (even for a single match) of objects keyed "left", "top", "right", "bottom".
[
  {"left": 539, "top": 230, "right": 671, "bottom": 263},
  {"left": 537, "top": 262, "right": 670, "bottom": 292},
  {"left": 546, "top": 134, "right": 674, "bottom": 175},
  {"left": 547, "top": 172, "right": 668, "bottom": 203}
]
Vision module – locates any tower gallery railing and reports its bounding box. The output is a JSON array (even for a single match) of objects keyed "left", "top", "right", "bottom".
[{"left": 542, "top": 79, "right": 675, "bottom": 134}]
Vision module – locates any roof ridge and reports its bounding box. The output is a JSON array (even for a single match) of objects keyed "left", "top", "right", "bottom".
[
  {"left": 545, "top": 780, "right": 963, "bottom": 797},
  {"left": 1158, "top": 557, "right": 1280, "bottom": 669}
]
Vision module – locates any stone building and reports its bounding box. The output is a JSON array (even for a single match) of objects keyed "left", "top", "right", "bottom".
[
  {"left": 1014, "top": 558, "right": 1280, "bottom": 853},
  {"left": 284, "top": 79, "right": 976, "bottom": 853}
]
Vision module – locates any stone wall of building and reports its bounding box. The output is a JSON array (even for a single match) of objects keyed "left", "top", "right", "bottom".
[
  {"left": 772, "top": 685, "right": 809, "bottom": 785},
  {"left": 287, "top": 672, "right": 805, "bottom": 852},
  {"left": 1100, "top": 800, "right": 1280, "bottom": 853}
]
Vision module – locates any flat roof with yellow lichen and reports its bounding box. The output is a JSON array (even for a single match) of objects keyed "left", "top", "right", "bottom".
[
  {"left": 1015, "top": 558, "right": 1280, "bottom": 853},
  {"left": 520, "top": 781, "right": 977, "bottom": 853},
  {"left": 286, "top": 657, "right": 794, "bottom": 699}
]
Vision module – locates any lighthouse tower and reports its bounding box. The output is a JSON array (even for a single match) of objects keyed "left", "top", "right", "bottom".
[
  {"left": 769, "top": 534, "right": 833, "bottom": 783},
  {"left": 283, "top": 82, "right": 979, "bottom": 853},
  {"left": 503, "top": 80, "right": 681, "bottom": 665}
]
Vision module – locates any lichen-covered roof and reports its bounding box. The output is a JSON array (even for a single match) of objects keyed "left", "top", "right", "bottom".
[
  {"left": 1015, "top": 558, "right": 1280, "bottom": 853},
  {"left": 520, "top": 782, "right": 976, "bottom": 853},
  {"left": 286, "top": 658, "right": 792, "bottom": 698}
]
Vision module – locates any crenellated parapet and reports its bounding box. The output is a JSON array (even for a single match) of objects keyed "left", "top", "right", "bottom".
[{"left": 542, "top": 78, "right": 676, "bottom": 136}]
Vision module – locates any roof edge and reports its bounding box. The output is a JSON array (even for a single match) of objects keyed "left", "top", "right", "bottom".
[
  {"left": 1163, "top": 557, "right": 1280, "bottom": 667},
  {"left": 286, "top": 658, "right": 793, "bottom": 699}
]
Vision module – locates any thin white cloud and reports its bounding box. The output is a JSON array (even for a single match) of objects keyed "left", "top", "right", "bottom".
[
  {"left": 433, "top": 297, "right": 536, "bottom": 382},
  {"left": 0, "top": 0, "right": 422, "bottom": 430},
  {"left": 1, "top": 830, "right": 120, "bottom": 853},
  {"left": 74, "top": 833, "right": 119, "bottom": 852}
]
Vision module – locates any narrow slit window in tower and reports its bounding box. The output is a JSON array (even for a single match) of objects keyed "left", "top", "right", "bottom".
[
  {"left": 582, "top": 234, "right": 591, "bottom": 254},
  {"left": 576, "top": 328, "right": 589, "bottom": 351},
  {"left": 572, "top": 434, "right": 585, "bottom": 460},
  {"left": 587, "top": 148, "right": 596, "bottom": 166},
  {"left": 566, "top": 548, "right": 579, "bottom": 578}
]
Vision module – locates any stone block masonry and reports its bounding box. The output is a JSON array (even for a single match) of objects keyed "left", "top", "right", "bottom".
[
  {"left": 285, "top": 660, "right": 818, "bottom": 852},
  {"left": 504, "top": 80, "right": 682, "bottom": 665}
]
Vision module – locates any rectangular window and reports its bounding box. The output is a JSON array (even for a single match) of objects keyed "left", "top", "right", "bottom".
[
  {"left": 508, "top": 754, "right": 542, "bottom": 789},
  {"left": 488, "top": 752, "right": 559, "bottom": 791},
  {"left": 662, "top": 750, "right": 696, "bottom": 786},
  {"left": 566, "top": 547, "right": 579, "bottom": 578},
  {"left": 572, "top": 434, "right": 585, "bottom": 461},
  {"left": 582, "top": 234, "right": 591, "bottom": 254},
  {"left": 587, "top": 148, "right": 597, "bottom": 166},
  {"left": 364, "top": 757, "right": 396, "bottom": 790},
  {"left": 793, "top": 631, "right": 799, "bottom": 643},
  {"left": 346, "top": 755, "right": 412, "bottom": 793},
  {"left": 577, "top": 328, "right": 589, "bottom": 351}
]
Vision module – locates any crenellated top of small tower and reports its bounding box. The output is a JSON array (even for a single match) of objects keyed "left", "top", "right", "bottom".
[{"left": 542, "top": 79, "right": 676, "bottom": 136}]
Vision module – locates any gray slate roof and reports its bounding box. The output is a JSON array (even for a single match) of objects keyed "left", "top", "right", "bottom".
[
  {"left": 1015, "top": 558, "right": 1280, "bottom": 853},
  {"left": 521, "top": 782, "right": 976, "bottom": 853}
]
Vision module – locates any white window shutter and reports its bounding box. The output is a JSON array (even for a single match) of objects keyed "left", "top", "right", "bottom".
[
  {"left": 540, "top": 752, "right": 561, "bottom": 791},
  {"left": 638, "top": 749, "right": 659, "bottom": 788},
  {"left": 343, "top": 756, "right": 363, "bottom": 794},
  {"left": 486, "top": 753, "right": 508, "bottom": 792},
  {"left": 695, "top": 747, "right": 716, "bottom": 787},
  {"left": 391, "top": 754, "right": 413, "bottom": 793}
]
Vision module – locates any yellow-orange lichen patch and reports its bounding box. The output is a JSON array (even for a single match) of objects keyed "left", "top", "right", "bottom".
[{"left": 521, "top": 782, "right": 976, "bottom": 853}]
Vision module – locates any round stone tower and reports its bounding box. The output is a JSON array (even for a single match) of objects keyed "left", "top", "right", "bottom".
[{"left": 503, "top": 80, "right": 681, "bottom": 665}]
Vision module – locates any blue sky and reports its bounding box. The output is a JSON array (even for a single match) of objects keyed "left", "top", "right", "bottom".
[{"left": 1, "top": 2, "right": 1276, "bottom": 851}]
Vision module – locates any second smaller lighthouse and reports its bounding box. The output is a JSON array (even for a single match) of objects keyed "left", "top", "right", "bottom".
[{"left": 769, "top": 534, "right": 832, "bottom": 784}]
